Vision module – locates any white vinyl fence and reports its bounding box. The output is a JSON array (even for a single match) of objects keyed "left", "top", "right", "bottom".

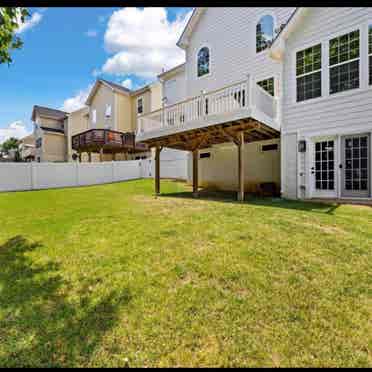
[{"left": 0, "top": 157, "right": 189, "bottom": 193}]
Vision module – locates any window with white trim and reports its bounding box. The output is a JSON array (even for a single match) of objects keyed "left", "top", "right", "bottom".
[
  {"left": 256, "top": 15, "right": 274, "bottom": 53},
  {"left": 296, "top": 43, "right": 322, "bottom": 102},
  {"left": 92, "top": 109, "right": 97, "bottom": 124},
  {"left": 369, "top": 25, "right": 372, "bottom": 85},
  {"left": 329, "top": 30, "right": 360, "bottom": 94},
  {"left": 137, "top": 97, "right": 143, "bottom": 115},
  {"left": 257, "top": 77, "right": 275, "bottom": 96},
  {"left": 105, "top": 104, "right": 111, "bottom": 118},
  {"left": 197, "top": 47, "right": 210, "bottom": 77}
]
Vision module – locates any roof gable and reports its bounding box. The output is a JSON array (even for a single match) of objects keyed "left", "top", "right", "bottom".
[
  {"left": 269, "top": 8, "right": 308, "bottom": 60},
  {"left": 177, "top": 8, "right": 206, "bottom": 50},
  {"left": 31, "top": 105, "right": 68, "bottom": 122},
  {"left": 85, "top": 79, "right": 131, "bottom": 105}
]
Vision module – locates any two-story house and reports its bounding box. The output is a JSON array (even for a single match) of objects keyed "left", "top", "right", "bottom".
[
  {"left": 137, "top": 7, "right": 372, "bottom": 203},
  {"left": 270, "top": 7, "right": 372, "bottom": 201},
  {"left": 137, "top": 7, "right": 295, "bottom": 199},
  {"left": 19, "top": 134, "right": 36, "bottom": 162},
  {"left": 31, "top": 105, "right": 69, "bottom": 162},
  {"left": 32, "top": 78, "right": 162, "bottom": 163}
]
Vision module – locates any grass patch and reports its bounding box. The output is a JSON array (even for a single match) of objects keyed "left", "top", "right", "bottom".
[{"left": 0, "top": 179, "right": 371, "bottom": 367}]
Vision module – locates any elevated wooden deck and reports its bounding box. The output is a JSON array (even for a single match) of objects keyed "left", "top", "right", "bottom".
[{"left": 72, "top": 129, "right": 148, "bottom": 155}]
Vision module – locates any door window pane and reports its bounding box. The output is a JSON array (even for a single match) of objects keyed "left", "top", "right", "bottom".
[{"left": 314, "top": 140, "right": 335, "bottom": 190}]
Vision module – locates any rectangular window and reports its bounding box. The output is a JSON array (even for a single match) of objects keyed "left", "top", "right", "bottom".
[
  {"left": 261, "top": 143, "right": 278, "bottom": 152},
  {"left": 105, "top": 104, "right": 111, "bottom": 118},
  {"left": 137, "top": 98, "right": 143, "bottom": 115},
  {"left": 369, "top": 25, "right": 372, "bottom": 85},
  {"left": 92, "top": 109, "right": 97, "bottom": 124},
  {"left": 257, "top": 77, "right": 275, "bottom": 96},
  {"left": 329, "top": 30, "right": 360, "bottom": 94},
  {"left": 296, "top": 44, "right": 322, "bottom": 102},
  {"left": 200, "top": 152, "right": 211, "bottom": 159}
]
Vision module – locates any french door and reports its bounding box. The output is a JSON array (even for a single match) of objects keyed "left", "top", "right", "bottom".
[
  {"left": 310, "top": 138, "right": 337, "bottom": 198},
  {"left": 341, "top": 134, "right": 370, "bottom": 198}
]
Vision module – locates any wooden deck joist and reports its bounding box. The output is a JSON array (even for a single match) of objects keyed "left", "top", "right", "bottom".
[{"left": 137, "top": 118, "right": 279, "bottom": 151}]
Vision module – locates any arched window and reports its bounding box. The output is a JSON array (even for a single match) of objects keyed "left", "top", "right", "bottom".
[
  {"left": 197, "top": 47, "right": 210, "bottom": 77},
  {"left": 256, "top": 15, "right": 274, "bottom": 53}
]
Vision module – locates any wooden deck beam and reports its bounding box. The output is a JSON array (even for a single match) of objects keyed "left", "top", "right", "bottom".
[
  {"left": 237, "top": 131, "right": 245, "bottom": 202},
  {"left": 155, "top": 146, "right": 162, "bottom": 196},
  {"left": 192, "top": 149, "right": 199, "bottom": 198}
]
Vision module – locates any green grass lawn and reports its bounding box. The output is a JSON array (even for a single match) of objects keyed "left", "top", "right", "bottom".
[{"left": 0, "top": 179, "right": 371, "bottom": 367}]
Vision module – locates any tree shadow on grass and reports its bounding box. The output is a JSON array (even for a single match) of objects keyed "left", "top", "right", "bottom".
[
  {"left": 0, "top": 236, "right": 130, "bottom": 367},
  {"left": 159, "top": 189, "right": 340, "bottom": 215}
]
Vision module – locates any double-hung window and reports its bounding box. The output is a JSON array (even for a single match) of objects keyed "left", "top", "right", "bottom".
[
  {"left": 91, "top": 109, "right": 97, "bottom": 126},
  {"left": 137, "top": 98, "right": 143, "bottom": 115},
  {"left": 105, "top": 104, "right": 111, "bottom": 118},
  {"left": 369, "top": 25, "right": 372, "bottom": 85},
  {"left": 257, "top": 77, "right": 275, "bottom": 96},
  {"left": 296, "top": 44, "right": 322, "bottom": 102},
  {"left": 329, "top": 30, "right": 360, "bottom": 94}
]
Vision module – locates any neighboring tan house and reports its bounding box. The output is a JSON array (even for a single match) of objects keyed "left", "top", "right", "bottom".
[
  {"left": 70, "top": 79, "right": 162, "bottom": 161},
  {"left": 31, "top": 106, "right": 68, "bottom": 162},
  {"left": 32, "top": 79, "right": 162, "bottom": 163},
  {"left": 19, "top": 134, "right": 36, "bottom": 162}
]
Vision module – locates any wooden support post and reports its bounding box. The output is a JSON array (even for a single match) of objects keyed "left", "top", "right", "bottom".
[
  {"left": 237, "top": 131, "right": 245, "bottom": 202},
  {"left": 192, "top": 149, "right": 199, "bottom": 197},
  {"left": 112, "top": 151, "right": 116, "bottom": 161},
  {"left": 155, "top": 146, "right": 162, "bottom": 196},
  {"left": 78, "top": 152, "right": 82, "bottom": 163},
  {"left": 88, "top": 152, "right": 92, "bottom": 163},
  {"left": 99, "top": 148, "right": 104, "bottom": 162}
]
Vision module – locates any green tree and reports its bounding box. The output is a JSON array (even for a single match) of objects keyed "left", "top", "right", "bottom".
[
  {"left": 0, "top": 7, "right": 29, "bottom": 64},
  {"left": 1, "top": 137, "right": 19, "bottom": 154}
]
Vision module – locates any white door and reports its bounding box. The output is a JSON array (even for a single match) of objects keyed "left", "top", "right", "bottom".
[
  {"left": 341, "top": 133, "right": 370, "bottom": 198},
  {"left": 309, "top": 137, "right": 338, "bottom": 198}
]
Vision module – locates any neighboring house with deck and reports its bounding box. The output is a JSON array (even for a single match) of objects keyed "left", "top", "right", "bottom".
[
  {"left": 137, "top": 7, "right": 372, "bottom": 202},
  {"left": 32, "top": 79, "right": 163, "bottom": 163},
  {"left": 19, "top": 134, "right": 36, "bottom": 162}
]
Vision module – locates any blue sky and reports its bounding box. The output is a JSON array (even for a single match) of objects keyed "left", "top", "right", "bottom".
[{"left": 0, "top": 7, "right": 192, "bottom": 143}]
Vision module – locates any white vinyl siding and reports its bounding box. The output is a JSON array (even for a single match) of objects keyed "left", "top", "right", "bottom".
[
  {"left": 282, "top": 7, "right": 372, "bottom": 135},
  {"left": 369, "top": 24, "right": 372, "bottom": 85},
  {"left": 185, "top": 7, "right": 295, "bottom": 98},
  {"left": 163, "top": 68, "right": 187, "bottom": 105},
  {"left": 281, "top": 133, "right": 298, "bottom": 199}
]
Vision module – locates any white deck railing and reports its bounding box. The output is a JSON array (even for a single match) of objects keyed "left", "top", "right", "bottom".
[{"left": 137, "top": 75, "right": 279, "bottom": 136}]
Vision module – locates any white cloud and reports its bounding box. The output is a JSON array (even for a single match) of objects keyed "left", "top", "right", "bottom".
[
  {"left": 101, "top": 7, "right": 192, "bottom": 79},
  {"left": 0, "top": 121, "right": 31, "bottom": 144},
  {"left": 16, "top": 10, "right": 43, "bottom": 34},
  {"left": 85, "top": 29, "right": 98, "bottom": 37},
  {"left": 61, "top": 84, "right": 93, "bottom": 113},
  {"left": 121, "top": 78, "right": 133, "bottom": 90}
]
